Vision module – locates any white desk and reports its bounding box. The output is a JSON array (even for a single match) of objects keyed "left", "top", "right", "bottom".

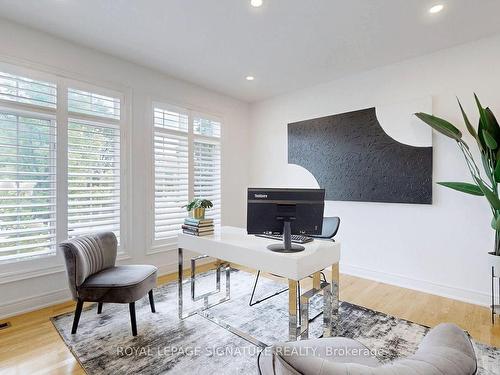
[{"left": 177, "top": 226, "right": 340, "bottom": 343}]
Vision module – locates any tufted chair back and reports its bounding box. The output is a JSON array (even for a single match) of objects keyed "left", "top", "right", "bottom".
[{"left": 59, "top": 232, "right": 118, "bottom": 299}]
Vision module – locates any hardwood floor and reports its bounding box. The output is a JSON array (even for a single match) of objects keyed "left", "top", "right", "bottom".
[{"left": 1, "top": 264, "right": 499, "bottom": 374}]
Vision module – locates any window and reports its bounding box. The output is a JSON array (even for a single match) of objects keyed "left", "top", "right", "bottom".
[
  {"left": 67, "top": 119, "right": 121, "bottom": 239},
  {"left": 152, "top": 105, "right": 221, "bottom": 246},
  {"left": 153, "top": 107, "right": 189, "bottom": 242},
  {"left": 193, "top": 118, "right": 221, "bottom": 226},
  {"left": 68, "top": 88, "right": 120, "bottom": 120},
  {"left": 0, "top": 111, "right": 57, "bottom": 261},
  {"left": 0, "top": 71, "right": 57, "bottom": 109},
  {"left": 67, "top": 88, "right": 122, "bottom": 240},
  {"left": 0, "top": 67, "right": 124, "bottom": 263}
]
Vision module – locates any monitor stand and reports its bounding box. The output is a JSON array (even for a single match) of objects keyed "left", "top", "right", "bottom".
[{"left": 267, "top": 220, "right": 305, "bottom": 253}]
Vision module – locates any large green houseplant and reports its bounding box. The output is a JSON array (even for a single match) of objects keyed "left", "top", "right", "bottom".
[{"left": 415, "top": 95, "right": 500, "bottom": 260}]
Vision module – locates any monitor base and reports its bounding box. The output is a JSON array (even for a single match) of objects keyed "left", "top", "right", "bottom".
[{"left": 267, "top": 243, "right": 305, "bottom": 253}]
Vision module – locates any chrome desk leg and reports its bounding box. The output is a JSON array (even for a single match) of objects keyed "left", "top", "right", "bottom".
[
  {"left": 299, "top": 271, "right": 330, "bottom": 340},
  {"left": 324, "top": 263, "right": 339, "bottom": 337},
  {"left": 288, "top": 279, "right": 299, "bottom": 341},
  {"left": 178, "top": 247, "right": 231, "bottom": 319},
  {"left": 178, "top": 247, "right": 184, "bottom": 319}
]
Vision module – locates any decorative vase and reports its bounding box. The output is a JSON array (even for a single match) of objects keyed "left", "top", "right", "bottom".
[{"left": 191, "top": 208, "right": 205, "bottom": 220}]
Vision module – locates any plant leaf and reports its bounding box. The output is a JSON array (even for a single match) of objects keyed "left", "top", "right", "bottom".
[
  {"left": 480, "top": 153, "right": 495, "bottom": 184},
  {"left": 476, "top": 179, "right": 500, "bottom": 210},
  {"left": 474, "top": 95, "right": 490, "bottom": 151},
  {"left": 437, "top": 182, "right": 484, "bottom": 196},
  {"left": 494, "top": 161, "right": 500, "bottom": 183},
  {"left": 474, "top": 94, "right": 490, "bottom": 129},
  {"left": 482, "top": 129, "right": 498, "bottom": 149},
  {"left": 486, "top": 107, "right": 500, "bottom": 146},
  {"left": 494, "top": 216, "right": 500, "bottom": 231},
  {"left": 414, "top": 112, "right": 462, "bottom": 140},
  {"left": 457, "top": 97, "right": 478, "bottom": 140},
  {"left": 478, "top": 119, "right": 487, "bottom": 151},
  {"left": 486, "top": 107, "right": 500, "bottom": 129}
]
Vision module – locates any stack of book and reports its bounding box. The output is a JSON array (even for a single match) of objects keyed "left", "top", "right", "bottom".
[{"left": 182, "top": 218, "right": 214, "bottom": 236}]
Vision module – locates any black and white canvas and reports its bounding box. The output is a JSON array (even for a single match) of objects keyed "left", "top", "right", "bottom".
[{"left": 288, "top": 98, "right": 433, "bottom": 204}]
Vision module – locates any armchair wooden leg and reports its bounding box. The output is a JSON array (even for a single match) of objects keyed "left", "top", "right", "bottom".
[
  {"left": 97, "top": 302, "right": 103, "bottom": 314},
  {"left": 129, "top": 302, "right": 137, "bottom": 336},
  {"left": 148, "top": 290, "right": 156, "bottom": 313},
  {"left": 71, "top": 299, "right": 84, "bottom": 334}
]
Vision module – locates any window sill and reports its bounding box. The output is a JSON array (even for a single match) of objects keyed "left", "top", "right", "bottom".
[
  {"left": 0, "top": 263, "right": 65, "bottom": 285},
  {"left": 0, "top": 251, "right": 57, "bottom": 267},
  {"left": 147, "top": 242, "right": 177, "bottom": 255}
]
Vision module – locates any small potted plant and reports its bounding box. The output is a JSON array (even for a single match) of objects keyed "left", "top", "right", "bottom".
[{"left": 183, "top": 198, "right": 213, "bottom": 220}]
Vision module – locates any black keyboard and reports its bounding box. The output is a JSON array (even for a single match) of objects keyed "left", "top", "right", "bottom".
[{"left": 255, "top": 233, "right": 314, "bottom": 244}]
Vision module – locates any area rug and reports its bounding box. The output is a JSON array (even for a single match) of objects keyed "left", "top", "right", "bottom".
[{"left": 52, "top": 269, "right": 500, "bottom": 374}]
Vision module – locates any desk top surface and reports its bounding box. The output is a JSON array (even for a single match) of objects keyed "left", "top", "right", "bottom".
[{"left": 178, "top": 226, "right": 340, "bottom": 280}]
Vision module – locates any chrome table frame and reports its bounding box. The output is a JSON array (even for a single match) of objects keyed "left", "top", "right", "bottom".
[
  {"left": 178, "top": 247, "right": 339, "bottom": 343},
  {"left": 178, "top": 247, "right": 268, "bottom": 348},
  {"left": 295, "top": 264, "right": 340, "bottom": 340},
  {"left": 178, "top": 249, "right": 231, "bottom": 319}
]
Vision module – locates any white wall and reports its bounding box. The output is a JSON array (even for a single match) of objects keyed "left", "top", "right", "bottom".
[
  {"left": 249, "top": 33, "right": 500, "bottom": 306},
  {"left": 0, "top": 19, "right": 250, "bottom": 318}
]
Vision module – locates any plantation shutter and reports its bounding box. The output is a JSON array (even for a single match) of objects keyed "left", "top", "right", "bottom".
[
  {"left": 67, "top": 89, "right": 121, "bottom": 241},
  {"left": 0, "top": 71, "right": 57, "bottom": 109},
  {"left": 0, "top": 72, "right": 57, "bottom": 261},
  {"left": 68, "top": 88, "right": 120, "bottom": 120},
  {"left": 193, "top": 116, "right": 221, "bottom": 226},
  {"left": 153, "top": 107, "right": 189, "bottom": 242},
  {"left": 193, "top": 139, "right": 221, "bottom": 225}
]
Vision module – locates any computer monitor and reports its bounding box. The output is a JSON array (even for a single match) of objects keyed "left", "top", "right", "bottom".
[{"left": 247, "top": 188, "right": 325, "bottom": 253}]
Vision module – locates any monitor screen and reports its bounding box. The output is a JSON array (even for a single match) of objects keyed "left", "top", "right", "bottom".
[{"left": 247, "top": 188, "right": 325, "bottom": 235}]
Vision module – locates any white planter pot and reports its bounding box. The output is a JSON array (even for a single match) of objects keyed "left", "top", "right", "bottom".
[{"left": 487, "top": 252, "right": 500, "bottom": 273}]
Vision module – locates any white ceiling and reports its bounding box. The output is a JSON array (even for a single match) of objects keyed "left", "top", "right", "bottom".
[{"left": 1, "top": 0, "right": 500, "bottom": 102}]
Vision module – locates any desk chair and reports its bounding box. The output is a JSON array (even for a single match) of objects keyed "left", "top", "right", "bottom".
[
  {"left": 312, "top": 216, "right": 340, "bottom": 240},
  {"left": 249, "top": 217, "right": 341, "bottom": 321}
]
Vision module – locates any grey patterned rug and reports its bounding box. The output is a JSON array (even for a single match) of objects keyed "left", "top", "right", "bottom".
[{"left": 52, "top": 269, "right": 500, "bottom": 374}]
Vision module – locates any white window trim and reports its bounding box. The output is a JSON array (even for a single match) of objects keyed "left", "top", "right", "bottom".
[
  {"left": 147, "top": 100, "right": 223, "bottom": 254},
  {"left": 0, "top": 59, "right": 132, "bottom": 282}
]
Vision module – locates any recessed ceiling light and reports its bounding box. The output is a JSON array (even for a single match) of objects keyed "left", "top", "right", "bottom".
[
  {"left": 429, "top": 4, "right": 444, "bottom": 14},
  {"left": 246, "top": 76, "right": 255, "bottom": 81},
  {"left": 251, "top": 0, "right": 263, "bottom": 8}
]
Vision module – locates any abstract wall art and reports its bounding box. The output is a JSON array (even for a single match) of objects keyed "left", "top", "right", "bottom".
[{"left": 287, "top": 99, "right": 433, "bottom": 204}]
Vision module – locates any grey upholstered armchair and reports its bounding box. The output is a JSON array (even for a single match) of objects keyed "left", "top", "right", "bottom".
[
  {"left": 258, "top": 323, "right": 477, "bottom": 375},
  {"left": 59, "top": 232, "right": 158, "bottom": 336}
]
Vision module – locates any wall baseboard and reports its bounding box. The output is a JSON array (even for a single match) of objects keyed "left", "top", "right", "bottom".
[{"left": 341, "top": 263, "right": 491, "bottom": 307}]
